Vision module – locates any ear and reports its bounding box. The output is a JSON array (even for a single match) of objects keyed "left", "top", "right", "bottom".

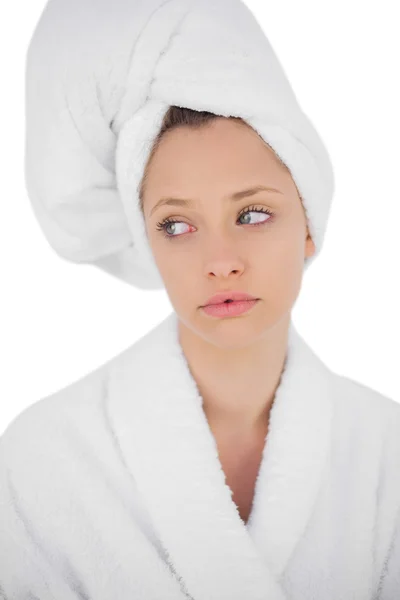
[{"left": 305, "top": 231, "right": 316, "bottom": 258}]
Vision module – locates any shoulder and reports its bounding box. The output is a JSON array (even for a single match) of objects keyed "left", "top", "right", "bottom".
[
  {"left": 0, "top": 354, "right": 133, "bottom": 534},
  {"left": 333, "top": 372, "right": 400, "bottom": 423},
  {"left": 0, "top": 354, "right": 115, "bottom": 478},
  {"left": 0, "top": 326, "right": 156, "bottom": 472},
  {"left": 331, "top": 373, "right": 400, "bottom": 472}
]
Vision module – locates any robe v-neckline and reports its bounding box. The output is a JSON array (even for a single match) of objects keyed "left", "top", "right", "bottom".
[{"left": 106, "top": 312, "right": 334, "bottom": 600}]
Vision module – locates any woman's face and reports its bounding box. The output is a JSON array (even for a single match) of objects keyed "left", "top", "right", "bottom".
[{"left": 141, "top": 118, "right": 315, "bottom": 347}]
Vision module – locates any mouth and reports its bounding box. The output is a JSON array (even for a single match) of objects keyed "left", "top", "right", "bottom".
[
  {"left": 202, "top": 298, "right": 259, "bottom": 308},
  {"left": 200, "top": 298, "right": 260, "bottom": 317}
]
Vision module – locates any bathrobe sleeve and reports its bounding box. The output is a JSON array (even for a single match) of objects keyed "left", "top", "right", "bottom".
[{"left": 0, "top": 440, "right": 79, "bottom": 600}]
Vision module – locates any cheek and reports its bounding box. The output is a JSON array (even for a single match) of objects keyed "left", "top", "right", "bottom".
[
  {"left": 151, "top": 242, "right": 194, "bottom": 291},
  {"left": 258, "top": 237, "right": 304, "bottom": 302},
  {"left": 146, "top": 233, "right": 173, "bottom": 271},
  {"left": 259, "top": 228, "right": 303, "bottom": 268}
]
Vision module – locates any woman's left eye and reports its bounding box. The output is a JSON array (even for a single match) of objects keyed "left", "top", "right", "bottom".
[
  {"left": 237, "top": 207, "right": 273, "bottom": 226},
  {"left": 155, "top": 206, "right": 274, "bottom": 239}
]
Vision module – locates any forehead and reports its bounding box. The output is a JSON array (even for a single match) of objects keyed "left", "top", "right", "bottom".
[{"left": 145, "top": 122, "right": 287, "bottom": 189}]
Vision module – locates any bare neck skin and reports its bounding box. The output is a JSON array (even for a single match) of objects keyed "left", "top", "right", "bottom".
[{"left": 178, "top": 313, "right": 290, "bottom": 443}]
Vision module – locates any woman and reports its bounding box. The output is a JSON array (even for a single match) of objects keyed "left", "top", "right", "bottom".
[
  {"left": 1, "top": 0, "right": 399, "bottom": 598},
  {"left": 137, "top": 106, "right": 316, "bottom": 527}
]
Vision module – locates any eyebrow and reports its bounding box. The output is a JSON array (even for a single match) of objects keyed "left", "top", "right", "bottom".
[{"left": 149, "top": 185, "right": 283, "bottom": 217}]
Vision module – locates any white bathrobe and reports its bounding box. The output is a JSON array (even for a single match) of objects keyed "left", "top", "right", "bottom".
[{"left": 1, "top": 312, "right": 399, "bottom": 599}]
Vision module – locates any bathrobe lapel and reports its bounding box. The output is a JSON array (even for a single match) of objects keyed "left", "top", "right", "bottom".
[{"left": 107, "top": 312, "right": 334, "bottom": 600}]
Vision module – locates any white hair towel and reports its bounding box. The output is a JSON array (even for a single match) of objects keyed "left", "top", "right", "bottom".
[{"left": 25, "top": 0, "right": 335, "bottom": 289}]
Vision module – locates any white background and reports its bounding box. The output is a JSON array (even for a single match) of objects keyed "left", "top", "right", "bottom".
[{"left": 0, "top": 0, "right": 399, "bottom": 435}]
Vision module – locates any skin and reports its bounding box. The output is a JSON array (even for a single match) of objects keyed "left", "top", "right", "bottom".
[{"left": 141, "top": 117, "right": 315, "bottom": 449}]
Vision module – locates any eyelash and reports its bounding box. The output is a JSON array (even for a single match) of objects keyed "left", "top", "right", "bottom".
[{"left": 155, "top": 205, "right": 274, "bottom": 240}]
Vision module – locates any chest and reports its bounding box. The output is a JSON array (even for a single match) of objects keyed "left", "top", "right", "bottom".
[{"left": 216, "top": 435, "right": 266, "bottom": 525}]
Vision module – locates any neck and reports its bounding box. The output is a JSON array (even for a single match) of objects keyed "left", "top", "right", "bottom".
[{"left": 178, "top": 313, "right": 291, "bottom": 438}]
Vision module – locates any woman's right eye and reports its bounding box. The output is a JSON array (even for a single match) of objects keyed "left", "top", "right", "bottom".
[{"left": 155, "top": 218, "right": 191, "bottom": 239}]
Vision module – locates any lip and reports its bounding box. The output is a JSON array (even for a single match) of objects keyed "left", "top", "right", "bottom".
[
  {"left": 201, "top": 299, "right": 259, "bottom": 318},
  {"left": 202, "top": 291, "right": 259, "bottom": 307}
]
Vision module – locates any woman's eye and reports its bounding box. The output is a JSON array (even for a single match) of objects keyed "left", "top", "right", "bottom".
[
  {"left": 238, "top": 210, "right": 271, "bottom": 226},
  {"left": 156, "top": 207, "right": 273, "bottom": 238},
  {"left": 162, "top": 221, "right": 190, "bottom": 237}
]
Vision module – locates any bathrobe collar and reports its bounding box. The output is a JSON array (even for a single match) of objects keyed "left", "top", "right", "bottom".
[{"left": 107, "top": 312, "right": 334, "bottom": 600}]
